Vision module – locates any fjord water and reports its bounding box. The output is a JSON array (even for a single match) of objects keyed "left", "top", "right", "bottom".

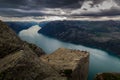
[{"left": 18, "top": 24, "right": 120, "bottom": 80}]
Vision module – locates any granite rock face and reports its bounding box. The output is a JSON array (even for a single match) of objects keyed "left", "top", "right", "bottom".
[
  {"left": 41, "top": 48, "right": 89, "bottom": 80},
  {"left": 0, "top": 20, "right": 23, "bottom": 58},
  {"left": 0, "top": 46, "right": 60, "bottom": 80},
  {"left": 0, "top": 20, "right": 45, "bottom": 58},
  {"left": 0, "top": 20, "right": 60, "bottom": 80}
]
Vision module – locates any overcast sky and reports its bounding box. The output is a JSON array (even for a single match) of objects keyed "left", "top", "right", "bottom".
[{"left": 0, "top": 0, "right": 120, "bottom": 17}]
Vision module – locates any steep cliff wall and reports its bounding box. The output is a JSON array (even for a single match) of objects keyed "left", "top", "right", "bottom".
[
  {"left": 71, "top": 52, "right": 89, "bottom": 80},
  {"left": 41, "top": 48, "right": 89, "bottom": 80}
]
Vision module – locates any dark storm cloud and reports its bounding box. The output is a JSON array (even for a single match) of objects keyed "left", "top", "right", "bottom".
[
  {"left": 0, "top": 9, "right": 45, "bottom": 17},
  {"left": 0, "top": 0, "right": 84, "bottom": 8},
  {"left": 100, "top": 8, "right": 120, "bottom": 16},
  {"left": 114, "top": 0, "right": 120, "bottom": 5},
  {"left": 0, "top": 0, "right": 120, "bottom": 17},
  {"left": 0, "top": 0, "right": 26, "bottom": 8},
  {"left": 37, "top": 0, "right": 84, "bottom": 8},
  {"left": 0, "top": 0, "right": 85, "bottom": 16},
  {"left": 77, "top": 7, "right": 120, "bottom": 16}
]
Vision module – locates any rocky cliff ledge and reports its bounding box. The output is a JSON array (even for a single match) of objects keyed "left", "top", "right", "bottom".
[{"left": 41, "top": 48, "right": 89, "bottom": 80}]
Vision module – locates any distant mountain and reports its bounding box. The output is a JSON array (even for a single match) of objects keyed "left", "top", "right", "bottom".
[
  {"left": 6, "top": 22, "right": 38, "bottom": 34},
  {"left": 39, "top": 20, "right": 120, "bottom": 55}
]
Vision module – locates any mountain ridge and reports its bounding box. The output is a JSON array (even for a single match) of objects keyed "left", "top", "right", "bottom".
[{"left": 39, "top": 20, "right": 120, "bottom": 55}]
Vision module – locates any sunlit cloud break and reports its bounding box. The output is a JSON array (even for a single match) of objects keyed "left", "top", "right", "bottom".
[{"left": 1, "top": 16, "right": 120, "bottom": 22}]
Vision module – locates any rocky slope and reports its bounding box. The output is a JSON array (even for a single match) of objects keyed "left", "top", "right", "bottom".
[
  {"left": 0, "top": 20, "right": 45, "bottom": 58},
  {"left": 0, "top": 20, "right": 61, "bottom": 80},
  {"left": 39, "top": 20, "right": 120, "bottom": 55},
  {"left": 94, "top": 73, "right": 120, "bottom": 80}
]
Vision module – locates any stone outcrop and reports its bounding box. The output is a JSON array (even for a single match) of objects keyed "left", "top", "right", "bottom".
[
  {"left": 27, "top": 42, "right": 46, "bottom": 57},
  {"left": 41, "top": 48, "right": 89, "bottom": 80},
  {"left": 0, "top": 20, "right": 61, "bottom": 80},
  {"left": 94, "top": 73, "right": 120, "bottom": 80},
  {"left": 0, "top": 20, "right": 45, "bottom": 58},
  {"left": 0, "top": 45, "right": 61, "bottom": 80}
]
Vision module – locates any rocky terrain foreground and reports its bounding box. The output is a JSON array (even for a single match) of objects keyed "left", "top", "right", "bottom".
[
  {"left": 0, "top": 20, "right": 90, "bottom": 80},
  {"left": 0, "top": 20, "right": 61, "bottom": 80}
]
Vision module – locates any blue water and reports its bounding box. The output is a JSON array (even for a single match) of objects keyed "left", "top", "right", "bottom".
[{"left": 17, "top": 23, "right": 120, "bottom": 80}]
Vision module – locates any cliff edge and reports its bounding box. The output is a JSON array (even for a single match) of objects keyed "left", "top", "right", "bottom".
[{"left": 41, "top": 48, "right": 89, "bottom": 80}]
